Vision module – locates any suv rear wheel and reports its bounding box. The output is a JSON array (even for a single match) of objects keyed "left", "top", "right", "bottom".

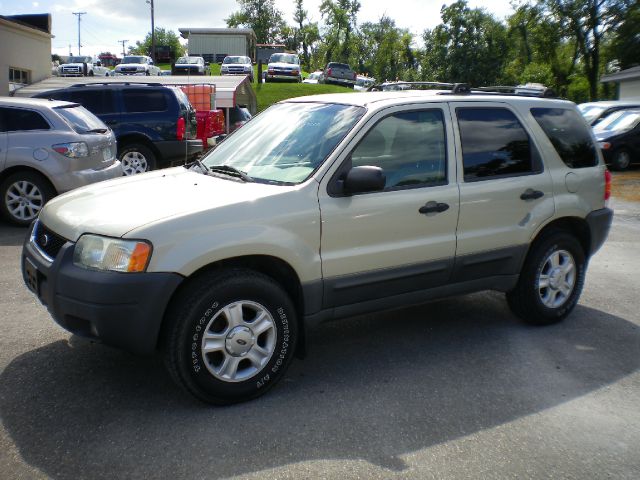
[
  {"left": 507, "top": 231, "right": 586, "bottom": 325},
  {"left": 118, "top": 144, "right": 156, "bottom": 175},
  {"left": 0, "top": 172, "right": 55, "bottom": 226},
  {"left": 163, "top": 269, "right": 298, "bottom": 405}
]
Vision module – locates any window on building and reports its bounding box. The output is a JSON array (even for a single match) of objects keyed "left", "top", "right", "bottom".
[{"left": 9, "top": 68, "right": 30, "bottom": 85}]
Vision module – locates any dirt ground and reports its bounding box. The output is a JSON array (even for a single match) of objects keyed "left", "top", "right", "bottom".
[{"left": 611, "top": 169, "right": 640, "bottom": 202}]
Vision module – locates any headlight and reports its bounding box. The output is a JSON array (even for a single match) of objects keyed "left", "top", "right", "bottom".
[
  {"left": 52, "top": 142, "right": 89, "bottom": 158},
  {"left": 74, "top": 234, "right": 152, "bottom": 272}
]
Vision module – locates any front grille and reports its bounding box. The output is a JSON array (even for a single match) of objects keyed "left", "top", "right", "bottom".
[
  {"left": 61, "top": 66, "right": 81, "bottom": 73},
  {"left": 32, "top": 221, "right": 68, "bottom": 261}
]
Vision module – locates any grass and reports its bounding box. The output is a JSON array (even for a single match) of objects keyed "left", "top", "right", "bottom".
[{"left": 253, "top": 82, "right": 352, "bottom": 112}]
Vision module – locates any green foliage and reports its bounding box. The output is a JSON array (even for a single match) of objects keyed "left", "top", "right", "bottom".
[
  {"left": 128, "top": 28, "right": 185, "bottom": 57},
  {"left": 421, "top": 1, "right": 508, "bottom": 86},
  {"left": 608, "top": 2, "right": 640, "bottom": 70},
  {"left": 226, "top": 0, "right": 286, "bottom": 44},
  {"left": 318, "top": 0, "right": 361, "bottom": 65}
]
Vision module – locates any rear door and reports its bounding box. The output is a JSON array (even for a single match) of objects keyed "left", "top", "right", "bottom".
[{"left": 451, "top": 102, "right": 555, "bottom": 281}]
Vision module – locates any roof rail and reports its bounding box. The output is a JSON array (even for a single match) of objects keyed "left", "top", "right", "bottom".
[
  {"left": 69, "top": 82, "right": 164, "bottom": 88},
  {"left": 366, "top": 80, "right": 556, "bottom": 98}
]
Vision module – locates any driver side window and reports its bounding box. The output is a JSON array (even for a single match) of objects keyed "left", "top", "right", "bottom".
[{"left": 351, "top": 110, "right": 447, "bottom": 190}]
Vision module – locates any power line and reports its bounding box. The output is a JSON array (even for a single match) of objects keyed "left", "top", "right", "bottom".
[{"left": 71, "top": 12, "right": 87, "bottom": 55}]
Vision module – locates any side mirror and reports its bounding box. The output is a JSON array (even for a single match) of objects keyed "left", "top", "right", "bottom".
[{"left": 343, "top": 166, "right": 385, "bottom": 195}]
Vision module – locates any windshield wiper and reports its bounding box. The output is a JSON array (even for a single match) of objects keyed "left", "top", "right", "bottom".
[
  {"left": 184, "top": 158, "right": 210, "bottom": 174},
  {"left": 207, "top": 165, "right": 253, "bottom": 182}
]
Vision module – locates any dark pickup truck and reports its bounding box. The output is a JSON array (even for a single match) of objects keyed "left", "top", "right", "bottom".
[{"left": 322, "top": 62, "right": 357, "bottom": 87}]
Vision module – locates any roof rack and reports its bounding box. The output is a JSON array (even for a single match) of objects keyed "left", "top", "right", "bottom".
[
  {"left": 367, "top": 81, "right": 556, "bottom": 98},
  {"left": 69, "top": 82, "right": 164, "bottom": 88}
]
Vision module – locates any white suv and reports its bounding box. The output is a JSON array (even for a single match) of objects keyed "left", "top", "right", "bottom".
[
  {"left": 114, "top": 55, "right": 161, "bottom": 76},
  {"left": 22, "top": 87, "right": 613, "bottom": 405}
]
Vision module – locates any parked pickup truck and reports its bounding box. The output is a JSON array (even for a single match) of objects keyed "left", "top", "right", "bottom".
[
  {"left": 57, "top": 56, "right": 111, "bottom": 77},
  {"left": 321, "top": 62, "right": 357, "bottom": 87}
]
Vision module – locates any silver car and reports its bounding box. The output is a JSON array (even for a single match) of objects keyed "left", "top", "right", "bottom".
[{"left": 0, "top": 97, "right": 121, "bottom": 226}]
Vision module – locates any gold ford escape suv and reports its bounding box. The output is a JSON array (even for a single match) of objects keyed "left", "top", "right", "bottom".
[{"left": 22, "top": 86, "right": 613, "bottom": 404}]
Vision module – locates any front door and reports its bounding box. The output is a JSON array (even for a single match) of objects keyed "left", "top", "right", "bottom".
[{"left": 318, "top": 104, "right": 460, "bottom": 307}]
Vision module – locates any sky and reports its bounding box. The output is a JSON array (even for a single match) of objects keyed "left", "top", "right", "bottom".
[{"left": 1, "top": 0, "right": 516, "bottom": 58}]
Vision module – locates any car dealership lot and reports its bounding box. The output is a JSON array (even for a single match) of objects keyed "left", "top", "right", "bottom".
[{"left": 0, "top": 194, "right": 639, "bottom": 479}]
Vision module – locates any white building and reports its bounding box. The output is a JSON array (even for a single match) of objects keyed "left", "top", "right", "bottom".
[
  {"left": 0, "top": 14, "right": 52, "bottom": 95},
  {"left": 179, "top": 28, "right": 256, "bottom": 64},
  {"left": 601, "top": 66, "right": 640, "bottom": 99}
]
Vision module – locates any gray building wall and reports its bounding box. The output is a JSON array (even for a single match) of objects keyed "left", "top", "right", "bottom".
[
  {"left": 0, "top": 16, "right": 52, "bottom": 95},
  {"left": 187, "top": 34, "right": 252, "bottom": 63},
  {"left": 620, "top": 80, "right": 640, "bottom": 99}
]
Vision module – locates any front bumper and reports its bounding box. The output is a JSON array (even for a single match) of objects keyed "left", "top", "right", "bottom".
[
  {"left": 155, "top": 139, "right": 203, "bottom": 165},
  {"left": 22, "top": 222, "right": 184, "bottom": 355},
  {"left": 266, "top": 73, "right": 299, "bottom": 80},
  {"left": 585, "top": 207, "right": 613, "bottom": 255}
]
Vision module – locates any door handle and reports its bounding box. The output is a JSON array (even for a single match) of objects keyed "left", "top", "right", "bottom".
[
  {"left": 419, "top": 201, "right": 449, "bottom": 214},
  {"left": 520, "top": 189, "right": 544, "bottom": 200}
]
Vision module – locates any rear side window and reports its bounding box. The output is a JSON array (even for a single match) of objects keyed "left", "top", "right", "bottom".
[
  {"left": 67, "top": 90, "right": 116, "bottom": 115},
  {"left": 351, "top": 109, "right": 447, "bottom": 189},
  {"left": 531, "top": 108, "right": 598, "bottom": 168},
  {"left": 122, "top": 89, "right": 168, "bottom": 113},
  {"left": 457, "top": 108, "right": 535, "bottom": 181},
  {"left": 3, "top": 107, "right": 50, "bottom": 131}
]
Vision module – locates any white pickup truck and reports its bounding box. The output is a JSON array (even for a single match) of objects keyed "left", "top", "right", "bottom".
[{"left": 57, "top": 56, "right": 111, "bottom": 77}]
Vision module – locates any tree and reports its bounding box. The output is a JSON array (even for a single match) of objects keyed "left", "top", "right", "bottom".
[
  {"left": 421, "top": 1, "right": 508, "bottom": 86},
  {"left": 292, "top": 0, "right": 320, "bottom": 69},
  {"left": 128, "top": 28, "right": 185, "bottom": 58},
  {"left": 226, "top": 0, "right": 286, "bottom": 44},
  {"left": 544, "top": 0, "right": 634, "bottom": 100},
  {"left": 319, "top": 0, "right": 361, "bottom": 64},
  {"left": 607, "top": 1, "right": 640, "bottom": 70},
  {"left": 358, "top": 16, "right": 416, "bottom": 81}
]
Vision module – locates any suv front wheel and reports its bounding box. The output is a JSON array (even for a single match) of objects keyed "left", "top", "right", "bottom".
[
  {"left": 163, "top": 269, "right": 298, "bottom": 405},
  {"left": 507, "top": 231, "right": 586, "bottom": 325}
]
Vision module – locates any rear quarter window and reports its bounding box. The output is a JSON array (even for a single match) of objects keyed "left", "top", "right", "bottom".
[
  {"left": 122, "top": 89, "right": 168, "bottom": 113},
  {"left": 531, "top": 108, "right": 598, "bottom": 168},
  {"left": 3, "top": 107, "right": 50, "bottom": 131}
]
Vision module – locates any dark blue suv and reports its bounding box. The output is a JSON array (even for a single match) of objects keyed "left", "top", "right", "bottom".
[{"left": 35, "top": 83, "right": 202, "bottom": 175}]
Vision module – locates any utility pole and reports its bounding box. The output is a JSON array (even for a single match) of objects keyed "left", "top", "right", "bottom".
[
  {"left": 72, "top": 12, "right": 86, "bottom": 55},
  {"left": 118, "top": 39, "right": 128, "bottom": 57},
  {"left": 146, "top": 0, "right": 155, "bottom": 62}
]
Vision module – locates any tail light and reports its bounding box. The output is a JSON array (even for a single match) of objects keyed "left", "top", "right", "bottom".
[
  {"left": 604, "top": 169, "right": 612, "bottom": 204},
  {"left": 327, "top": 68, "right": 332, "bottom": 77},
  {"left": 176, "top": 117, "right": 185, "bottom": 141}
]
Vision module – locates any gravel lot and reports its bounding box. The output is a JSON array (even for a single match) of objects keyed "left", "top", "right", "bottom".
[{"left": 1, "top": 194, "right": 639, "bottom": 479}]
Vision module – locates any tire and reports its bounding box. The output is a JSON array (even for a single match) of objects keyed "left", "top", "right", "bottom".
[
  {"left": 118, "top": 143, "right": 157, "bottom": 175},
  {"left": 88, "top": 70, "right": 94, "bottom": 77},
  {"left": 163, "top": 269, "right": 298, "bottom": 405},
  {"left": 507, "top": 230, "right": 586, "bottom": 325},
  {"left": 610, "top": 148, "right": 631, "bottom": 171},
  {"left": 0, "top": 171, "right": 55, "bottom": 226}
]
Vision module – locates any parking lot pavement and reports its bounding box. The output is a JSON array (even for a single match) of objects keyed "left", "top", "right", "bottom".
[{"left": 1, "top": 199, "right": 639, "bottom": 480}]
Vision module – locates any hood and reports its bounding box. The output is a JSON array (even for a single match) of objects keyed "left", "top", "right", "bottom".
[
  {"left": 268, "top": 62, "right": 299, "bottom": 70},
  {"left": 594, "top": 129, "right": 624, "bottom": 141},
  {"left": 40, "top": 167, "right": 290, "bottom": 241},
  {"left": 116, "top": 63, "right": 146, "bottom": 69}
]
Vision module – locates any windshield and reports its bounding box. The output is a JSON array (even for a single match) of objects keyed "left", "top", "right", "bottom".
[
  {"left": 223, "top": 56, "right": 249, "bottom": 64},
  {"left": 594, "top": 110, "right": 640, "bottom": 133},
  {"left": 269, "top": 54, "right": 298, "bottom": 64},
  {"left": 67, "top": 56, "right": 92, "bottom": 63},
  {"left": 201, "top": 102, "right": 364, "bottom": 184},
  {"left": 55, "top": 105, "right": 107, "bottom": 133},
  {"left": 177, "top": 57, "right": 201, "bottom": 64},
  {"left": 579, "top": 105, "right": 607, "bottom": 124},
  {"left": 122, "top": 56, "right": 146, "bottom": 64}
]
